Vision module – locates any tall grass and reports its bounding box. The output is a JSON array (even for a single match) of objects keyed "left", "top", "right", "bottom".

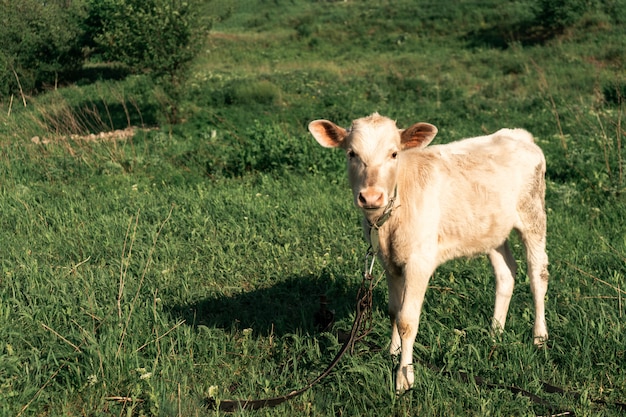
[
  {"left": 1, "top": 0, "right": 625, "bottom": 415},
  {"left": 0, "top": 76, "right": 160, "bottom": 143}
]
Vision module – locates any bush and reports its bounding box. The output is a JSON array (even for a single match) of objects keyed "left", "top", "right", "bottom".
[
  {"left": 0, "top": 0, "right": 210, "bottom": 111},
  {"left": 534, "top": 0, "right": 588, "bottom": 31},
  {"left": 603, "top": 79, "right": 626, "bottom": 105},
  {"left": 84, "top": 0, "right": 209, "bottom": 80},
  {"left": 83, "top": 0, "right": 211, "bottom": 123},
  {"left": 0, "top": 0, "right": 86, "bottom": 99},
  {"left": 162, "top": 115, "right": 345, "bottom": 180}
]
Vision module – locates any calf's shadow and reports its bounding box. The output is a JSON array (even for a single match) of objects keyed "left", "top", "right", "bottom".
[{"left": 166, "top": 272, "right": 388, "bottom": 337}]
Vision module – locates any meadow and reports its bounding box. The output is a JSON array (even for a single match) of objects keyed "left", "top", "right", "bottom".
[{"left": 0, "top": 0, "right": 625, "bottom": 415}]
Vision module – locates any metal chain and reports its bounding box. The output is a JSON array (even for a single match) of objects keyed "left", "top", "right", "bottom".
[
  {"left": 351, "top": 247, "right": 378, "bottom": 350},
  {"left": 207, "top": 246, "right": 380, "bottom": 412}
]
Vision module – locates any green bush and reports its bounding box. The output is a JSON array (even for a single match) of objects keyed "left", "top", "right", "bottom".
[
  {"left": 603, "top": 79, "right": 626, "bottom": 105},
  {"left": 84, "top": 0, "right": 209, "bottom": 80},
  {"left": 534, "top": 0, "right": 590, "bottom": 31},
  {"left": 83, "top": 0, "right": 211, "bottom": 123},
  {"left": 172, "top": 118, "right": 344, "bottom": 179},
  {"left": 0, "top": 0, "right": 86, "bottom": 99},
  {"left": 0, "top": 0, "right": 210, "bottom": 111}
]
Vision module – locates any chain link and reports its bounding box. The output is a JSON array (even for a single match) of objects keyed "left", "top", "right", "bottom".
[{"left": 350, "top": 246, "right": 378, "bottom": 350}]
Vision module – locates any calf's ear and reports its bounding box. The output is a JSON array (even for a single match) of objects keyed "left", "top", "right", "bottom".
[
  {"left": 400, "top": 122, "right": 438, "bottom": 149},
  {"left": 308, "top": 120, "right": 348, "bottom": 148}
]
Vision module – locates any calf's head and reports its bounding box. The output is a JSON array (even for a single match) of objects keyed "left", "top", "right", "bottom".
[{"left": 309, "top": 113, "right": 438, "bottom": 219}]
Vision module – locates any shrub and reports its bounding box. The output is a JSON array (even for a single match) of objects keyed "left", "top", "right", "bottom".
[
  {"left": 84, "top": 0, "right": 209, "bottom": 80},
  {"left": 0, "top": 0, "right": 86, "bottom": 99},
  {"left": 83, "top": 0, "right": 211, "bottom": 123},
  {"left": 603, "top": 79, "right": 626, "bottom": 106},
  {"left": 534, "top": 0, "right": 592, "bottom": 31},
  {"left": 165, "top": 116, "right": 345, "bottom": 180}
]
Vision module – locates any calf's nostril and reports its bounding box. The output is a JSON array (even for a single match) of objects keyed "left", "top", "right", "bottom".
[{"left": 358, "top": 190, "right": 385, "bottom": 207}]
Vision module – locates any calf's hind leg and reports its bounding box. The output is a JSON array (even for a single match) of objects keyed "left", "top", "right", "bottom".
[
  {"left": 518, "top": 173, "right": 549, "bottom": 345},
  {"left": 523, "top": 232, "right": 549, "bottom": 344},
  {"left": 488, "top": 241, "right": 517, "bottom": 335}
]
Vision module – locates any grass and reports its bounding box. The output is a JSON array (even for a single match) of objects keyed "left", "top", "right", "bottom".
[{"left": 1, "top": 0, "right": 625, "bottom": 415}]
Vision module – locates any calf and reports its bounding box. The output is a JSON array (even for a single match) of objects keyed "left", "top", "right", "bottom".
[{"left": 308, "top": 113, "right": 549, "bottom": 394}]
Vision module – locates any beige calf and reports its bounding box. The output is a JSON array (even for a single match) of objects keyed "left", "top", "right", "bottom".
[{"left": 309, "top": 113, "right": 549, "bottom": 394}]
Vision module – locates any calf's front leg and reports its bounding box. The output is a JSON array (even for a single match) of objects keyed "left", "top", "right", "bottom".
[
  {"left": 391, "top": 259, "right": 433, "bottom": 394},
  {"left": 387, "top": 272, "right": 403, "bottom": 357}
]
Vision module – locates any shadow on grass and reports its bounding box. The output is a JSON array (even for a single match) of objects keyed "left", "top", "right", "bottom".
[
  {"left": 67, "top": 100, "right": 160, "bottom": 132},
  {"left": 67, "top": 63, "right": 131, "bottom": 85},
  {"left": 463, "top": 21, "right": 557, "bottom": 49},
  {"left": 166, "top": 272, "right": 389, "bottom": 337}
]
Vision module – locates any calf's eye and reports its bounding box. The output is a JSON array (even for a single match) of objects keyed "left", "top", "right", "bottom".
[
  {"left": 391, "top": 151, "right": 398, "bottom": 159},
  {"left": 347, "top": 149, "right": 356, "bottom": 159}
]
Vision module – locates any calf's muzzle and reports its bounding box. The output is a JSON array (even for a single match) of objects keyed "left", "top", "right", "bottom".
[{"left": 357, "top": 187, "right": 386, "bottom": 209}]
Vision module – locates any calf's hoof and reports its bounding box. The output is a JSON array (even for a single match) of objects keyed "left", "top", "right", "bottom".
[
  {"left": 395, "top": 364, "right": 414, "bottom": 395},
  {"left": 533, "top": 334, "right": 549, "bottom": 347}
]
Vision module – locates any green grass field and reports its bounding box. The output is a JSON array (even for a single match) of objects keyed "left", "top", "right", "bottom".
[{"left": 1, "top": 0, "right": 625, "bottom": 415}]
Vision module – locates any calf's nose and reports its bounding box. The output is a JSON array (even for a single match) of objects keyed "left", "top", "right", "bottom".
[{"left": 358, "top": 188, "right": 385, "bottom": 208}]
